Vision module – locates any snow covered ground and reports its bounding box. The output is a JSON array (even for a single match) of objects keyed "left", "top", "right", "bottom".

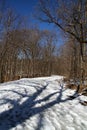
[{"left": 0, "top": 75, "right": 87, "bottom": 130}]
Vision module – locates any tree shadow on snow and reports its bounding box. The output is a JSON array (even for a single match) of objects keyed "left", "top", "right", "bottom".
[{"left": 0, "top": 82, "right": 78, "bottom": 130}]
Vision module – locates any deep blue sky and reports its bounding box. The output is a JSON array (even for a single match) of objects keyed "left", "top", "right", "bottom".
[
  {"left": 5, "top": 0, "right": 64, "bottom": 45},
  {"left": 6, "top": 0, "right": 54, "bottom": 30}
]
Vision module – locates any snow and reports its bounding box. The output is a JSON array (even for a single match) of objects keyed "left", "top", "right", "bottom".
[{"left": 0, "top": 75, "right": 87, "bottom": 130}]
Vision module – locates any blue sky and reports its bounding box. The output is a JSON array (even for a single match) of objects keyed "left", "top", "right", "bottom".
[
  {"left": 5, "top": 0, "right": 64, "bottom": 45},
  {"left": 6, "top": 0, "right": 54, "bottom": 30}
]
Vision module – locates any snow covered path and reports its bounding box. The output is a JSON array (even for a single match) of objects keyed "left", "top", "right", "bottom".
[{"left": 0, "top": 76, "right": 87, "bottom": 130}]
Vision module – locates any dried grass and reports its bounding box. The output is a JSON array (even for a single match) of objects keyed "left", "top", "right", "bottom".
[{"left": 66, "top": 83, "right": 87, "bottom": 95}]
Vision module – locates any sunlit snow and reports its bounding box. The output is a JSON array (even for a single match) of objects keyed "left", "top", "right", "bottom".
[{"left": 0, "top": 76, "right": 87, "bottom": 130}]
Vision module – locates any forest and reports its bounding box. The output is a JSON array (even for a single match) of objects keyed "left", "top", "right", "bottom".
[{"left": 0, "top": 0, "right": 87, "bottom": 85}]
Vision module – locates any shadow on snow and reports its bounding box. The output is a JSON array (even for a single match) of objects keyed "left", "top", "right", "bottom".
[{"left": 0, "top": 82, "right": 78, "bottom": 130}]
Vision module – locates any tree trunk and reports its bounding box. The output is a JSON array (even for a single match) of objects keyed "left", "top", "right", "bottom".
[{"left": 80, "top": 42, "right": 86, "bottom": 85}]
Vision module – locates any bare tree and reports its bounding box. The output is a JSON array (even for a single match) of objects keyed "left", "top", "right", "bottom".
[
  {"left": 41, "top": 30, "right": 57, "bottom": 75},
  {"left": 0, "top": 7, "right": 24, "bottom": 82},
  {"left": 36, "top": 0, "right": 87, "bottom": 84}
]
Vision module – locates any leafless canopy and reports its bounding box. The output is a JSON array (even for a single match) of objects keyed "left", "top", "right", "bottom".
[{"left": 37, "top": 0, "right": 87, "bottom": 44}]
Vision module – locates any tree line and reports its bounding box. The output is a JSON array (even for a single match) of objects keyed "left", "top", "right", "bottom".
[{"left": 0, "top": 0, "right": 87, "bottom": 84}]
